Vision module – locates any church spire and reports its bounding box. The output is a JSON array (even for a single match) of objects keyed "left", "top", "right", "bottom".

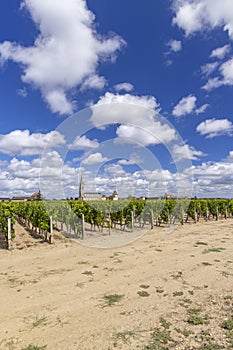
[{"left": 79, "top": 174, "right": 84, "bottom": 200}]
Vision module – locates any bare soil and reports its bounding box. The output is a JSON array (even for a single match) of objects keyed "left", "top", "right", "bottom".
[{"left": 0, "top": 219, "right": 232, "bottom": 350}]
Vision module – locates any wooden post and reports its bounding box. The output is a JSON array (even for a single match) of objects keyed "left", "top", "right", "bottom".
[
  {"left": 49, "top": 216, "right": 53, "bottom": 244},
  {"left": 7, "top": 218, "right": 11, "bottom": 250},
  {"left": 81, "top": 214, "right": 85, "bottom": 239},
  {"left": 194, "top": 209, "right": 197, "bottom": 223},
  {"left": 151, "top": 209, "right": 154, "bottom": 229},
  {"left": 181, "top": 208, "right": 184, "bottom": 225},
  {"left": 131, "top": 211, "right": 134, "bottom": 232},
  {"left": 108, "top": 212, "right": 111, "bottom": 235}
]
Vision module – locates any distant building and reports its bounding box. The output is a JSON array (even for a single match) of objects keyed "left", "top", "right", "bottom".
[
  {"left": 0, "top": 197, "right": 10, "bottom": 202},
  {"left": 78, "top": 176, "right": 104, "bottom": 201},
  {"left": 11, "top": 192, "right": 41, "bottom": 202}
]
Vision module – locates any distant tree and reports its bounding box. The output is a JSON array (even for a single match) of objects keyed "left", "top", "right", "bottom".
[{"left": 35, "top": 190, "right": 43, "bottom": 200}]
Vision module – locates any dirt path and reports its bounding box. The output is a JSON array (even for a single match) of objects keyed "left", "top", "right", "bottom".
[{"left": 0, "top": 220, "right": 232, "bottom": 349}]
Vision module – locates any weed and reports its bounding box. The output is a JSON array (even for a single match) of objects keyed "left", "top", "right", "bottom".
[
  {"left": 76, "top": 282, "right": 85, "bottom": 288},
  {"left": 143, "top": 327, "right": 171, "bottom": 349},
  {"left": 187, "top": 308, "right": 201, "bottom": 315},
  {"left": 202, "top": 247, "right": 226, "bottom": 254},
  {"left": 82, "top": 270, "right": 93, "bottom": 276},
  {"left": 187, "top": 315, "right": 209, "bottom": 326},
  {"left": 175, "top": 328, "right": 193, "bottom": 337},
  {"left": 173, "top": 291, "right": 183, "bottom": 297},
  {"left": 115, "top": 330, "right": 136, "bottom": 342},
  {"left": 138, "top": 290, "right": 150, "bottom": 297},
  {"left": 32, "top": 316, "right": 47, "bottom": 328},
  {"left": 156, "top": 289, "right": 164, "bottom": 294},
  {"left": 221, "top": 319, "right": 233, "bottom": 330},
  {"left": 202, "top": 262, "right": 212, "bottom": 266},
  {"left": 21, "top": 345, "right": 47, "bottom": 350},
  {"left": 78, "top": 260, "right": 89, "bottom": 265},
  {"left": 199, "top": 344, "right": 222, "bottom": 350},
  {"left": 140, "top": 284, "right": 150, "bottom": 289},
  {"left": 160, "top": 317, "right": 170, "bottom": 329},
  {"left": 196, "top": 241, "right": 208, "bottom": 245},
  {"left": 103, "top": 294, "right": 124, "bottom": 306}
]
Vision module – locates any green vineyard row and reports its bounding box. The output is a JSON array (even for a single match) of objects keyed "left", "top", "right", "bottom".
[{"left": 0, "top": 198, "right": 233, "bottom": 241}]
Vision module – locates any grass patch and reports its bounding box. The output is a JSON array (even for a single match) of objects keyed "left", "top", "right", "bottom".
[
  {"left": 173, "top": 291, "right": 183, "bottom": 297},
  {"left": 202, "top": 247, "right": 226, "bottom": 254},
  {"left": 115, "top": 330, "right": 137, "bottom": 342},
  {"left": 78, "top": 260, "right": 89, "bottom": 265},
  {"left": 196, "top": 241, "right": 208, "bottom": 245},
  {"left": 140, "top": 284, "right": 150, "bottom": 289},
  {"left": 202, "top": 262, "right": 212, "bottom": 266},
  {"left": 156, "top": 288, "right": 164, "bottom": 294},
  {"left": 187, "top": 315, "right": 206, "bottom": 325},
  {"left": 175, "top": 328, "right": 193, "bottom": 337},
  {"left": 160, "top": 317, "right": 170, "bottom": 329},
  {"left": 82, "top": 270, "right": 93, "bottom": 276},
  {"left": 221, "top": 319, "right": 233, "bottom": 330},
  {"left": 103, "top": 293, "right": 124, "bottom": 306},
  {"left": 138, "top": 290, "right": 150, "bottom": 297},
  {"left": 187, "top": 308, "right": 201, "bottom": 315},
  {"left": 32, "top": 316, "right": 47, "bottom": 329},
  {"left": 21, "top": 345, "right": 47, "bottom": 350},
  {"left": 143, "top": 327, "right": 171, "bottom": 349}
]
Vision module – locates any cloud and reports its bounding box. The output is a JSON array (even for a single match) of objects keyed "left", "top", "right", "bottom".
[
  {"left": 90, "top": 92, "right": 177, "bottom": 145},
  {"left": 0, "top": 0, "right": 125, "bottom": 115},
  {"left": 190, "top": 156, "right": 233, "bottom": 197},
  {"left": 172, "top": 0, "right": 233, "bottom": 39},
  {"left": 203, "top": 57, "right": 233, "bottom": 90},
  {"left": 71, "top": 135, "right": 99, "bottom": 150},
  {"left": 201, "top": 62, "right": 219, "bottom": 77},
  {"left": 210, "top": 45, "right": 230, "bottom": 59},
  {"left": 114, "top": 82, "right": 134, "bottom": 92},
  {"left": 195, "top": 103, "right": 209, "bottom": 115},
  {"left": 196, "top": 118, "right": 233, "bottom": 138},
  {"left": 172, "top": 144, "right": 206, "bottom": 162},
  {"left": 167, "top": 39, "right": 182, "bottom": 53},
  {"left": 80, "top": 75, "right": 107, "bottom": 92},
  {"left": 172, "top": 94, "right": 197, "bottom": 117},
  {"left": 82, "top": 152, "right": 109, "bottom": 165},
  {"left": 17, "top": 88, "right": 28, "bottom": 97},
  {"left": 202, "top": 77, "right": 223, "bottom": 91},
  {"left": 0, "top": 129, "right": 65, "bottom": 156},
  {"left": 118, "top": 154, "right": 142, "bottom": 165}
]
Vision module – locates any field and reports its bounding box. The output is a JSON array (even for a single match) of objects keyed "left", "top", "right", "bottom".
[{"left": 0, "top": 218, "right": 232, "bottom": 350}]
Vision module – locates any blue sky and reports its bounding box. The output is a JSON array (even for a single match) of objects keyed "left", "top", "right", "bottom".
[{"left": 0, "top": 0, "right": 233, "bottom": 199}]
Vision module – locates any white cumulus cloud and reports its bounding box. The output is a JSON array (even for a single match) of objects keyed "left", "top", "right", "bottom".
[
  {"left": 173, "top": 144, "right": 206, "bottom": 162},
  {"left": 0, "top": 0, "right": 125, "bottom": 114},
  {"left": 0, "top": 130, "right": 65, "bottom": 156},
  {"left": 172, "top": 94, "right": 197, "bottom": 117},
  {"left": 196, "top": 118, "right": 233, "bottom": 138},
  {"left": 91, "top": 92, "right": 177, "bottom": 145},
  {"left": 172, "top": 0, "right": 233, "bottom": 40},
  {"left": 114, "top": 82, "right": 134, "bottom": 92},
  {"left": 210, "top": 45, "right": 231, "bottom": 59},
  {"left": 82, "top": 152, "right": 109, "bottom": 165},
  {"left": 71, "top": 135, "right": 99, "bottom": 150},
  {"left": 167, "top": 39, "right": 182, "bottom": 53}
]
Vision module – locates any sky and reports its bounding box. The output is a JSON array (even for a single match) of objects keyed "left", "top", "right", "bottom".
[{"left": 0, "top": 0, "right": 233, "bottom": 199}]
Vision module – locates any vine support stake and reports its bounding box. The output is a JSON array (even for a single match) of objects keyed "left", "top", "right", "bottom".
[
  {"left": 131, "top": 211, "right": 134, "bottom": 232},
  {"left": 108, "top": 212, "right": 111, "bottom": 236},
  {"left": 81, "top": 214, "right": 85, "bottom": 240},
  {"left": 49, "top": 215, "right": 53, "bottom": 244},
  {"left": 151, "top": 209, "right": 154, "bottom": 229},
  {"left": 7, "top": 218, "right": 11, "bottom": 250}
]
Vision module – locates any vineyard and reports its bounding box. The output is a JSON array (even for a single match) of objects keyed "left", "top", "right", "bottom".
[{"left": 1, "top": 198, "right": 233, "bottom": 248}]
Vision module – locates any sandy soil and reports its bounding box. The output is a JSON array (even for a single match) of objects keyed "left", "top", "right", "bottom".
[{"left": 0, "top": 220, "right": 232, "bottom": 350}]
